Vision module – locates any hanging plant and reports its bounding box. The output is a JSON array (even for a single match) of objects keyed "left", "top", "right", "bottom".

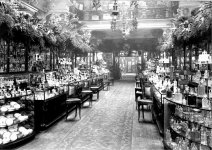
[{"left": 0, "top": 14, "right": 14, "bottom": 40}]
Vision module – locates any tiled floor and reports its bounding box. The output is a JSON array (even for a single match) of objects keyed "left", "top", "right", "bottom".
[{"left": 17, "top": 81, "right": 163, "bottom": 150}]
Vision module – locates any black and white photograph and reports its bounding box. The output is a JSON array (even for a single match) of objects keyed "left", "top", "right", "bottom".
[{"left": 0, "top": 0, "right": 212, "bottom": 149}]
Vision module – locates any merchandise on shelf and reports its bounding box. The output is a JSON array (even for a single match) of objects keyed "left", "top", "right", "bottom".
[
  {"left": 163, "top": 69, "right": 212, "bottom": 150},
  {"left": 0, "top": 76, "right": 35, "bottom": 147}
]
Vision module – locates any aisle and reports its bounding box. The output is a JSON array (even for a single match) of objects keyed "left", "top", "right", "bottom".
[{"left": 17, "top": 81, "right": 163, "bottom": 150}]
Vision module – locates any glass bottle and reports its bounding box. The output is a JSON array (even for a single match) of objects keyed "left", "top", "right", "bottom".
[
  {"left": 191, "top": 143, "right": 198, "bottom": 150},
  {"left": 201, "top": 127, "right": 207, "bottom": 145}
]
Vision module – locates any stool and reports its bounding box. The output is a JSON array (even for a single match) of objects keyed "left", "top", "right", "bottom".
[{"left": 66, "top": 98, "right": 81, "bottom": 120}]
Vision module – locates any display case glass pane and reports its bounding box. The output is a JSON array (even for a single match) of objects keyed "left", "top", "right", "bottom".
[
  {"left": 9, "top": 43, "right": 25, "bottom": 72},
  {"left": 0, "top": 40, "right": 8, "bottom": 73}
]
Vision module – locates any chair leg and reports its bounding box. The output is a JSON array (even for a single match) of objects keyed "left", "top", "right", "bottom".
[
  {"left": 142, "top": 105, "right": 144, "bottom": 119},
  {"left": 79, "top": 103, "right": 81, "bottom": 119},
  {"left": 74, "top": 105, "right": 78, "bottom": 118},
  {"left": 90, "top": 94, "right": 93, "bottom": 107},
  {"left": 150, "top": 105, "right": 153, "bottom": 121},
  {"left": 97, "top": 92, "right": 99, "bottom": 99},
  {"left": 78, "top": 104, "right": 82, "bottom": 119},
  {"left": 66, "top": 105, "right": 68, "bottom": 120},
  {"left": 135, "top": 96, "right": 138, "bottom": 110},
  {"left": 138, "top": 104, "right": 140, "bottom": 122}
]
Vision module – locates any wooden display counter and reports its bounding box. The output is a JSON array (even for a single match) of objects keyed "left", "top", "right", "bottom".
[{"left": 34, "top": 93, "right": 68, "bottom": 131}]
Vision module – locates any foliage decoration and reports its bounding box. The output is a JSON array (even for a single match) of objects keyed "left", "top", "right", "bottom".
[
  {"left": 171, "top": 2, "right": 212, "bottom": 46},
  {"left": 0, "top": 1, "right": 93, "bottom": 55}
]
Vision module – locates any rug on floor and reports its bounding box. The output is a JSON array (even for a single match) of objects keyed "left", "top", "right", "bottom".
[{"left": 55, "top": 83, "right": 134, "bottom": 150}]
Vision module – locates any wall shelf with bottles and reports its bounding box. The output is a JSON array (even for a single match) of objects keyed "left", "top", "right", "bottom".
[
  {"left": 0, "top": 39, "right": 59, "bottom": 74},
  {"left": 0, "top": 73, "right": 37, "bottom": 149}
]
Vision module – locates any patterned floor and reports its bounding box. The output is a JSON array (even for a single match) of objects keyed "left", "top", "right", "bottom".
[{"left": 17, "top": 81, "right": 163, "bottom": 150}]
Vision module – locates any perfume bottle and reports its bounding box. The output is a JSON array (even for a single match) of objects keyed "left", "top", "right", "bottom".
[
  {"left": 208, "top": 129, "right": 212, "bottom": 147},
  {"left": 191, "top": 143, "right": 198, "bottom": 150},
  {"left": 165, "top": 129, "right": 172, "bottom": 143},
  {"left": 201, "top": 127, "right": 207, "bottom": 145},
  {"left": 202, "top": 97, "right": 210, "bottom": 109},
  {"left": 204, "top": 70, "right": 209, "bottom": 79},
  {"left": 198, "top": 80, "right": 206, "bottom": 96}
]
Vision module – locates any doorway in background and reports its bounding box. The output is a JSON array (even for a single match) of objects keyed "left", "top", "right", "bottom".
[{"left": 119, "top": 57, "right": 141, "bottom": 80}]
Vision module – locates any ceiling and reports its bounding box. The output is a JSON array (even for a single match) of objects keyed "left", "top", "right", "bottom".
[{"left": 21, "top": 0, "right": 201, "bottom": 52}]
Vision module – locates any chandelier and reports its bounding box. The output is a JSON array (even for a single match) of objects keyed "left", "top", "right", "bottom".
[{"left": 111, "top": 0, "right": 138, "bottom": 39}]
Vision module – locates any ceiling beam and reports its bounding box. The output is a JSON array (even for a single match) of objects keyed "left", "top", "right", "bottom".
[{"left": 82, "top": 19, "right": 172, "bottom": 30}]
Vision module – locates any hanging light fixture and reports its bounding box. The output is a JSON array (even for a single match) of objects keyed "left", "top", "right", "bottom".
[
  {"left": 111, "top": 0, "right": 118, "bottom": 31},
  {"left": 111, "top": 0, "right": 138, "bottom": 39},
  {"left": 112, "top": 0, "right": 119, "bottom": 16}
]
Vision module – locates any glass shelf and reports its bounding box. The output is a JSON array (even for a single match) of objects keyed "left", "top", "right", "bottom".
[
  {"left": 165, "top": 97, "right": 212, "bottom": 111},
  {"left": 164, "top": 96, "right": 212, "bottom": 150}
]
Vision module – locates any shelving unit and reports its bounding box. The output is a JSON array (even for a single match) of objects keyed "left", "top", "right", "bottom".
[
  {"left": 164, "top": 96, "right": 212, "bottom": 150},
  {"left": 0, "top": 93, "right": 35, "bottom": 149}
]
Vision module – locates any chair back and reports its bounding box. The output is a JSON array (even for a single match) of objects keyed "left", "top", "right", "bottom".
[
  {"left": 82, "top": 80, "right": 90, "bottom": 90},
  {"left": 144, "top": 84, "right": 153, "bottom": 99}
]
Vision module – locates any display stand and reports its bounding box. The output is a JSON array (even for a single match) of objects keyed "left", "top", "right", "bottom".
[{"left": 0, "top": 92, "right": 35, "bottom": 149}]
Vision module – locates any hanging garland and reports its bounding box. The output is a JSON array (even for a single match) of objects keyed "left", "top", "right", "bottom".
[
  {"left": 171, "top": 2, "right": 212, "bottom": 46},
  {"left": 0, "top": 1, "right": 92, "bottom": 54}
]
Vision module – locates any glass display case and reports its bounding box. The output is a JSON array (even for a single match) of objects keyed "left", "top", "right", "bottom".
[
  {"left": 163, "top": 71, "right": 212, "bottom": 150},
  {"left": 34, "top": 85, "right": 68, "bottom": 131},
  {"left": 0, "top": 40, "right": 7, "bottom": 73},
  {"left": 144, "top": 70, "right": 168, "bottom": 135},
  {"left": 163, "top": 97, "right": 212, "bottom": 150},
  {"left": 152, "top": 84, "right": 166, "bottom": 135},
  {"left": 0, "top": 91, "right": 35, "bottom": 149}
]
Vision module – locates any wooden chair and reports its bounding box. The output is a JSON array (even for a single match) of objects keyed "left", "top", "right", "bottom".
[
  {"left": 108, "top": 77, "right": 114, "bottom": 86},
  {"left": 137, "top": 80, "right": 153, "bottom": 122},
  {"left": 90, "top": 78, "right": 101, "bottom": 100},
  {"left": 66, "top": 98, "right": 81, "bottom": 120},
  {"left": 81, "top": 80, "right": 93, "bottom": 107},
  {"left": 135, "top": 74, "right": 141, "bottom": 87},
  {"left": 65, "top": 83, "right": 82, "bottom": 120},
  {"left": 135, "top": 76, "right": 143, "bottom": 109}
]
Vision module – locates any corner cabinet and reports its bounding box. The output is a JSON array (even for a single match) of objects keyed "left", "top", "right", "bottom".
[
  {"left": 0, "top": 93, "right": 35, "bottom": 149},
  {"left": 163, "top": 97, "right": 212, "bottom": 150}
]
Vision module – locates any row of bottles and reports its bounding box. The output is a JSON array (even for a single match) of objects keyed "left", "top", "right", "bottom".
[
  {"left": 165, "top": 129, "right": 205, "bottom": 150},
  {"left": 175, "top": 106, "right": 212, "bottom": 127}
]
